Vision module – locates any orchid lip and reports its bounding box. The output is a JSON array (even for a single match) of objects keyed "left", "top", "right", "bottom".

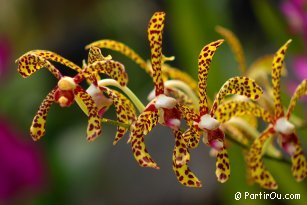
[
  {"left": 198, "top": 114, "right": 220, "bottom": 130},
  {"left": 274, "top": 117, "right": 295, "bottom": 135},
  {"left": 154, "top": 94, "right": 177, "bottom": 109}
]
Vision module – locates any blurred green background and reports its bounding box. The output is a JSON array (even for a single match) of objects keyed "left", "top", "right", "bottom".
[{"left": 0, "top": 0, "right": 306, "bottom": 204}]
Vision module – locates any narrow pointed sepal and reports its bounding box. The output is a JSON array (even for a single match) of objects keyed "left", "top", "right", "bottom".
[
  {"left": 172, "top": 131, "right": 201, "bottom": 187},
  {"left": 286, "top": 79, "right": 307, "bottom": 119},
  {"left": 130, "top": 111, "right": 159, "bottom": 169},
  {"left": 30, "top": 88, "right": 56, "bottom": 141},
  {"left": 216, "top": 147, "right": 230, "bottom": 183},
  {"left": 148, "top": 11, "right": 165, "bottom": 96},
  {"left": 291, "top": 141, "right": 307, "bottom": 182},
  {"left": 26, "top": 50, "right": 82, "bottom": 72},
  {"left": 247, "top": 127, "right": 278, "bottom": 190},
  {"left": 272, "top": 39, "right": 292, "bottom": 119},
  {"left": 210, "top": 76, "right": 263, "bottom": 115},
  {"left": 198, "top": 39, "right": 224, "bottom": 115},
  {"left": 16, "top": 53, "right": 62, "bottom": 79}
]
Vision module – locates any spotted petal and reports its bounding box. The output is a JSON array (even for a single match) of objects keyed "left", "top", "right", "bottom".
[
  {"left": 28, "top": 50, "right": 82, "bottom": 73},
  {"left": 215, "top": 26, "right": 247, "bottom": 74},
  {"left": 85, "top": 40, "right": 150, "bottom": 75},
  {"left": 272, "top": 40, "right": 292, "bottom": 119},
  {"left": 173, "top": 130, "right": 190, "bottom": 165},
  {"left": 162, "top": 64, "right": 198, "bottom": 94},
  {"left": 177, "top": 104, "right": 201, "bottom": 148},
  {"left": 216, "top": 147, "right": 230, "bottom": 183},
  {"left": 172, "top": 130, "right": 202, "bottom": 187},
  {"left": 30, "top": 88, "right": 56, "bottom": 141},
  {"left": 215, "top": 101, "right": 273, "bottom": 124},
  {"left": 182, "top": 126, "right": 201, "bottom": 149},
  {"left": 87, "top": 47, "right": 107, "bottom": 64},
  {"left": 198, "top": 40, "right": 224, "bottom": 115},
  {"left": 286, "top": 79, "right": 307, "bottom": 119},
  {"left": 16, "top": 53, "right": 62, "bottom": 79},
  {"left": 247, "top": 127, "right": 278, "bottom": 190},
  {"left": 74, "top": 86, "right": 102, "bottom": 141},
  {"left": 210, "top": 76, "right": 263, "bottom": 115},
  {"left": 103, "top": 88, "right": 137, "bottom": 145},
  {"left": 130, "top": 110, "right": 159, "bottom": 169},
  {"left": 290, "top": 139, "right": 307, "bottom": 181},
  {"left": 82, "top": 60, "right": 128, "bottom": 86},
  {"left": 148, "top": 11, "right": 165, "bottom": 96}
]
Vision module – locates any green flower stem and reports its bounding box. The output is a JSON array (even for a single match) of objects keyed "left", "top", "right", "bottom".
[
  {"left": 98, "top": 79, "right": 146, "bottom": 113},
  {"left": 164, "top": 80, "right": 199, "bottom": 109},
  {"left": 101, "top": 118, "right": 131, "bottom": 129}
]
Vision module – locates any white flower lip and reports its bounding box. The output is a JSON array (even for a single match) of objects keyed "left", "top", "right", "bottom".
[
  {"left": 58, "top": 76, "right": 76, "bottom": 90},
  {"left": 86, "top": 84, "right": 100, "bottom": 97},
  {"left": 274, "top": 117, "right": 295, "bottom": 135},
  {"left": 166, "top": 118, "right": 181, "bottom": 130},
  {"left": 147, "top": 89, "right": 156, "bottom": 101},
  {"left": 154, "top": 94, "right": 177, "bottom": 109},
  {"left": 211, "top": 139, "right": 224, "bottom": 151},
  {"left": 198, "top": 114, "right": 220, "bottom": 130}
]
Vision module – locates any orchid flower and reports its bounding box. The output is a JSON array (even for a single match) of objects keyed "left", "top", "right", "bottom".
[
  {"left": 181, "top": 40, "right": 263, "bottom": 183},
  {"left": 16, "top": 49, "right": 127, "bottom": 141},
  {"left": 122, "top": 11, "right": 202, "bottom": 187},
  {"left": 246, "top": 40, "right": 306, "bottom": 190},
  {"left": 84, "top": 46, "right": 137, "bottom": 145},
  {"left": 219, "top": 40, "right": 307, "bottom": 189},
  {"left": 216, "top": 26, "right": 287, "bottom": 157}
]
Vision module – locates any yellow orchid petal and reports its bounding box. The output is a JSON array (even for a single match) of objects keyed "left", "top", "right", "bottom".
[
  {"left": 30, "top": 88, "right": 56, "bottom": 141},
  {"left": 291, "top": 140, "right": 307, "bottom": 181},
  {"left": 172, "top": 131, "right": 202, "bottom": 187},
  {"left": 87, "top": 46, "right": 111, "bottom": 82},
  {"left": 27, "top": 50, "right": 82, "bottom": 73},
  {"left": 177, "top": 104, "right": 201, "bottom": 148},
  {"left": 216, "top": 147, "right": 230, "bottom": 183},
  {"left": 215, "top": 101, "right": 273, "bottom": 124},
  {"left": 148, "top": 11, "right": 165, "bottom": 96},
  {"left": 130, "top": 110, "right": 159, "bottom": 169},
  {"left": 103, "top": 88, "right": 137, "bottom": 145},
  {"left": 198, "top": 39, "right": 224, "bottom": 115},
  {"left": 247, "top": 127, "right": 278, "bottom": 190},
  {"left": 16, "top": 53, "right": 62, "bottom": 79},
  {"left": 87, "top": 47, "right": 106, "bottom": 64},
  {"left": 272, "top": 39, "right": 292, "bottom": 119},
  {"left": 74, "top": 86, "right": 102, "bottom": 141},
  {"left": 286, "top": 79, "right": 307, "bottom": 119},
  {"left": 85, "top": 39, "right": 150, "bottom": 75},
  {"left": 182, "top": 126, "right": 200, "bottom": 149},
  {"left": 215, "top": 26, "right": 247, "bottom": 74},
  {"left": 210, "top": 76, "right": 263, "bottom": 115},
  {"left": 173, "top": 130, "right": 190, "bottom": 165},
  {"left": 162, "top": 64, "right": 198, "bottom": 94},
  {"left": 82, "top": 60, "right": 128, "bottom": 86}
]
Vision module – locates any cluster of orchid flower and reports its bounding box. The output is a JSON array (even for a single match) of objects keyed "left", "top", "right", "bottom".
[{"left": 16, "top": 12, "right": 306, "bottom": 190}]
